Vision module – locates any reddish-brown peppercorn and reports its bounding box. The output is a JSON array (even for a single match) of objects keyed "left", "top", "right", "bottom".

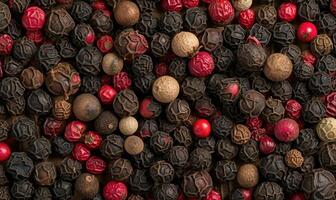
[
  {"left": 98, "top": 84, "right": 117, "bottom": 105},
  {"left": 277, "top": 2, "right": 297, "bottom": 22},
  {"left": 238, "top": 9, "right": 255, "bottom": 30},
  {"left": 285, "top": 99, "right": 302, "bottom": 120},
  {"left": 43, "top": 117, "right": 65, "bottom": 138},
  {"left": 161, "top": 0, "right": 183, "bottom": 11},
  {"left": 259, "top": 136, "right": 276, "bottom": 154},
  {"left": 72, "top": 143, "right": 91, "bottom": 161},
  {"left": 0, "top": 34, "right": 13, "bottom": 55},
  {"left": 84, "top": 131, "right": 102, "bottom": 150},
  {"left": 113, "top": 72, "right": 132, "bottom": 92},
  {"left": 97, "top": 35, "right": 113, "bottom": 53},
  {"left": 64, "top": 121, "right": 86, "bottom": 142},
  {"left": 86, "top": 156, "right": 106, "bottom": 175}
]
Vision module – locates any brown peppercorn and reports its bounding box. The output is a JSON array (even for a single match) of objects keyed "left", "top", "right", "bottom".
[
  {"left": 311, "top": 34, "right": 333, "bottom": 57},
  {"left": 152, "top": 76, "right": 180, "bottom": 103},
  {"left": 264, "top": 53, "right": 293, "bottom": 82},
  {"left": 285, "top": 149, "right": 304, "bottom": 168},
  {"left": 52, "top": 97, "right": 72, "bottom": 120},
  {"left": 316, "top": 117, "right": 336, "bottom": 142},
  {"left": 171, "top": 31, "right": 199, "bottom": 58},
  {"left": 102, "top": 53, "right": 124, "bottom": 76},
  {"left": 20, "top": 67, "right": 44, "bottom": 90},
  {"left": 124, "top": 135, "right": 144, "bottom": 155},
  {"left": 119, "top": 116, "right": 138, "bottom": 136},
  {"left": 237, "top": 164, "right": 259, "bottom": 188},
  {"left": 114, "top": 1, "right": 140, "bottom": 27},
  {"left": 34, "top": 162, "right": 57, "bottom": 186},
  {"left": 74, "top": 173, "right": 99, "bottom": 199},
  {"left": 73, "top": 93, "right": 102, "bottom": 122},
  {"left": 94, "top": 111, "right": 119, "bottom": 135},
  {"left": 239, "top": 90, "right": 266, "bottom": 117},
  {"left": 232, "top": 124, "right": 251, "bottom": 145}
]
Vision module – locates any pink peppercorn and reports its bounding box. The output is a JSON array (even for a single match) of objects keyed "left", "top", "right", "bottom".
[
  {"left": 97, "top": 35, "right": 113, "bottom": 53},
  {"left": 64, "top": 121, "right": 86, "bottom": 142},
  {"left": 26, "top": 30, "right": 44, "bottom": 44},
  {"left": 277, "top": 2, "right": 297, "bottom": 22},
  {"left": 86, "top": 156, "right": 107, "bottom": 175},
  {"left": 188, "top": 51, "right": 214, "bottom": 77},
  {"left": 22, "top": 6, "right": 46, "bottom": 31},
  {"left": 259, "top": 136, "right": 276, "bottom": 154},
  {"left": 161, "top": 0, "right": 183, "bottom": 11},
  {"left": 113, "top": 72, "right": 132, "bottom": 92},
  {"left": 274, "top": 118, "right": 300, "bottom": 142},
  {"left": 72, "top": 143, "right": 91, "bottom": 161},
  {"left": 182, "top": 0, "right": 199, "bottom": 8},
  {"left": 208, "top": 0, "right": 234, "bottom": 25},
  {"left": 238, "top": 9, "right": 255, "bottom": 30},
  {"left": 285, "top": 99, "right": 302, "bottom": 120},
  {"left": 103, "top": 181, "right": 128, "bottom": 200},
  {"left": 0, "top": 34, "right": 13, "bottom": 55}
]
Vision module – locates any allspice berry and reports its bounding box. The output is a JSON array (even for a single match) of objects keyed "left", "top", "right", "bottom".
[
  {"left": 124, "top": 135, "right": 144, "bottom": 155},
  {"left": 152, "top": 76, "right": 180, "bottom": 103},
  {"left": 73, "top": 93, "right": 102, "bottom": 122},
  {"left": 102, "top": 53, "right": 124, "bottom": 75},
  {"left": 316, "top": 117, "right": 336, "bottom": 142},
  {"left": 74, "top": 173, "right": 99, "bottom": 199},
  {"left": 285, "top": 149, "right": 304, "bottom": 168},
  {"left": 264, "top": 53, "right": 293, "bottom": 82},
  {"left": 119, "top": 116, "right": 138, "bottom": 136},
  {"left": 237, "top": 164, "right": 259, "bottom": 188},
  {"left": 232, "top": 124, "right": 251, "bottom": 145},
  {"left": 114, "top": 1, "right": 140, "bottom": 27},
  {"left": 171, "top": 32, "right": 199, "bottom": 57}
]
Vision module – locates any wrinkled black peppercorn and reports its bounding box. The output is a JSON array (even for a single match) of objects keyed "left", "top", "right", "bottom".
[
  {"left": 6, "top": 152, "right": 34, "bottom": 180},
  {"left": 308, "top": 72, "right": 332, "bottom": 95},
  {"left": 189, "top": 147, "right": 212, "bottom": 170},
  {"left": 272, "top": 22, "right": 296, "bottom": 46},
  {"left": 76, "top": 46, "right": 102, "bottom": 76},
  {"left": 302, "top": 98, "right": 326, "bottom": 124},
  {"left": 160, "top": 11, "right": 183, "bottom": 35},
  {"left": 184, "top": 7, "right": 207, "bottom": 35},
  {"left": 136, "top": 12, "right": 158, "bottom": 38},
  {"left": 259, "top": 154, "right": 288, "bottom": 182},
  {"left": 223, "top": 24, "right": 246, "bottom": 49},
  {"left": 150, "top": 32, "right": 170, "bottom": 57}
]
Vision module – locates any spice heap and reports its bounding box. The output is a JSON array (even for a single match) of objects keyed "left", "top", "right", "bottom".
[{"left": 0, "top": 0, "right": 336, "bottom": 199}]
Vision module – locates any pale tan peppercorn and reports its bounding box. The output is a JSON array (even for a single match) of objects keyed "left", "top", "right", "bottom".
[
  {"left": 237, "top": 164, "right": 259, "bottom": 188},
  {"left": 171, "top": 31, "right": 199, "bottom": 57},
  {"left": 316, "top": 117, "right": 336, "bottom": 142},
  {"left": 264, "top": 53, "right": 293, "bottom": 82}
]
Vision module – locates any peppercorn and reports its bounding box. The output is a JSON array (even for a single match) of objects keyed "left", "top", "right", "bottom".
[
  {"left": 52, "top": 180, "right": 73, "bottom": 200},
  {"left": 109, "top": 158, "right": 133, "bottom": 181},
  {"left": 184, "top": 7, "right": 207, "bottom": 35},
  {"left": 11, "top": 180, "right": 34, "bottom": 200},
  {"left": 153, "top": 183, "right": 179, "bottom": 200},
  {"left": 114, "top": 1, "right": 140, "bottom": 27},
  {"left": 3, "top": 56, "right": 22, "bottom": 76},
  {"left": 56, "top": 38, "right": 78, "bottom": 59},
  {"left": 150, "top": 131, "right": 173, "bottom": 155},
  {"left": 100, "top": 134, "right": 124, "bottom": 159},
  {"left": 150, "top": 160, "right": 174, "bottom": 183},
  {"left": 115, "top": 30, "right": 148, "bottom": 60},
  {"left": 5, "top": 95, "right": 24, "bottom": 115},
  {"left": 112, "top": 89, "right": 139, "bottom": 117},
  {"left": 102, "top": 52, "right": 123, "bottom": 76},
  {"left": 37, "top": 43, "right": 61, "bottom": 71},
  {"left": 294, "top": 128, "right": 319, "bottom": 156},
  {"left": 0, "top": 2, "right": 11, "bottom": 32},
  {"left": 74, "top": 173, "right": 99, "bottom": 199},
  {"left": 280, "top": 44, "right": 302, "bottom": 65},
  {"left": 254, "top": 182, "right": 284, "bottom": 200},
  {"left": 128, "top": 194, "right": 144, "bottom": 200},
  {"left": 194, "top": 96, "right": 215, "bottom": 117},
  {"left": 173, "top": 125, "right": 192, "bottom": 147},
  {"left": 72, "top": 93, "right": 101, "bottom": 122},
  {"left": 151, "top": 32, "right": 170, "bottom": 57},
  {"left": 316, "top": 117, "right": 336, "bottom": 142},
  {"left": 131, "top": 54, "right": 153, "bottom": 76},
  {"left": 237, "top": 164, "right": 259, "bottom": 188},
  {"left": 293, "top": 81, "right": 311, "bottom": 104},
  {"left": 90, "top": 10, "right": 113, "bottom": 34},
  {"left": 171, "top": 31, "right": 199, "bottom": 57},
  {"left": 282, "top": 170, "right": 302, "bottom": 194},
  {"left": 20, "top": 67, "right": 44, "bottom": 90},
  {"left": 160, "top": 11, "right": 183, "bottom": 35},
  {"left": 168, "top": 57, "right": 187, "bottom": 82},
  {"left": 132, "top": 145, "right": 155, "bottom": 169},
  {"left": 189, "top": 147, "right": 212, "bottom": 170},
  {"left": 136, "top": 12, "right": 158, "bottom": 38},
  {"left": 237, "top": 41, "right": 267, "bottom": 72},
  {"left": 272, "top": 22, "right": 296, "bottom": 46},
  {"left": 0, "top": 120, "right": 8, "bottom": 142},
  {"left": 260, "top": 154, "right": 288, "bottom": 182},
  {"left": 208, "top": 0, "right": 234, "bottom": 25},
  {"left": 129, "top": 169, "right": 152, "bottom": 192},
  {"left": 79, "top": 75, "right": 100, "bottom": 94},
  {"left": 152, "top": 76, "right": 180, "bottom": 103},
  {"left": 27, "top": 89, "right": 52, "bottom": 114},
  {"left": 137, "top": 119, "right": 158, "bottom": 139},
  {"left": 285, "top": 149, "right": 304, "bottom": 168},
  {"left": 249, "top": 24, "right": 271, "bottom": 46},
  {"left": 34, "top": 187, "right": 52, "bottom": 200},
  {"left": 293, "top": 61, "right": 314, "bottom": 81},
  {"left": 239, "top": 90, "right": 265, "bottom": 117},
  {"left": 264, "top": 53, "right": 293, "bottom": 82},
  {"left": 300, "top": 156, "right": 315, "bottom": 174},
  {"left": 136, "top": 0, "right": 156, "bottom": 12},
  {"left": 71, "top": 23, "right": 95, "bottom": 47},
  {"left": 212, "top": 46, "right": 234, "bottom": 73},
  {"left": 165, "top": 99, "right": 191, "bottom": 124},
  {"left": 75, "top": 46, "right": 102, "bottom": 76},
  {"left": 166, "top": 145, "right": 189, "bottom": 168},
  {"left": 250, "top": 74, "right": 271, "bottom": 93},
  {"left": 58, "top": 157, "right": 82, "bottom": 181},
  {"left": 182, "top": 170, "right": 213, "bottom": 198},
  {"left": 298, "top": 0, "right": 320, "bottom": 21},
  {"left": 6, "top": 152, "right": 34, "bottom": 180},
  {"left": 271, "top": 81, "right": 292, "bottom": 102},
  {"left": 34, "top": 161, "right": 57, "bottom": 186},
  {"left": 214, "top": 160, "right": 237, "bottom": 182},
  {"left": 46, "top": 8, "right": 75, "bottom": 39},
  {"left": 11, "top": 116, "right": 36, "bottom": 142},
  {"left": 134, "top": 73, "right": 155, "bottom": 95},
  {"left": 223, "top": 24, "right": 246, "bottom": 49},
  {"left": 70, "top": 1, "right": 92, "bottom": 22},
  {"left": 6, "top": 19, "right": 21, "bottom": 40},
  {"left": 319, "top": 142, "right": 336, "bottom": 172},
  {"left": 256, "top": 5, "right": 277, "bottom": 30},
  {"left": 308, "top": 72, "right": 332, "bottom": 95},
  {"left": 239, "top": 140, "right": 259, "bottom": 162},
  {"left": 28, "top": 137, "right": 51, "bottom": 160},
  {"left": 200, "top": 28, "right": 222, "bottom": 53},
  {"left": 231, "top": 188, "right": 253, "bottom": 200},
  {"left": 303, "top": 98, "right": 326, "bottom": 124},
  {"left": 261, "top": 98, "right": 285, "bottom": 124},
  {"left": 52, "top": 137, "right": 73, "bottom": 156},
  {"left": 311, "top": 34, "right": 334, "bottom": 57}
]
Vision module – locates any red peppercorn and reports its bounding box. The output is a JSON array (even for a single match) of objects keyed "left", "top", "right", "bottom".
[
  {"left": 239, "top": 188, "right": 253, "bottom": 200},
  {"left": 26, "top": 30, "right": 44, "bottom": 44},
  {"left": 155, "top": 63, "right": 169, "bottom": 77},
  {"left": 103, "top": 181, "right": 128, "bottom": 200},
  {"left": 251, "top": 128, "right": 266, "bottom": 142},
  {"left": 302, "top": 50, "right": 316, "bottom": 66},
  {"left": 188, "top": 51, "right": 214, "bottom": 77},
  {"left": 91, "top": 0, "right": 109, "bottom": 10},
  {"left": 208, "top": 0, "right": 234, "bottom": 25},
  {"left": 297, "top": 22, "right": 317, "bottom": 43},
  {"left": 0, "top": 143, "right": 11, "bottom": 162},
  {"left": 193, "top": 119, "right": 211, "bottom": 138},
  {"left": 84, "top": 131, "right": 102, "bottom": 150},
  {"left": 113, "top": 72, "right": 132, "bottom": 92},
  {"left": 161, "top": 0, "right": 183, "bottom": 11},
  {"left": 139, "top": 98, "right": 157, "bottom": 119},
  {"left": 326, "top": 92, "right": 336, "bottom": 117},
  {"left": 84, "top": 31, "right": 95, "bottom": 46},
  {"left": 259, "top": 136, "right": 276, "bottom": 154},
  {"left": 277, "top": 2, "right": 297, "bottom": 22},
  {"left": 246, "top": 117, "right": 263, "bottom": 130},
  {"left": 331, "top": 0, "right": 336, "bottom": 16},
  {"left": 72, "top": 143, "right": 91, "bottom": 161},
  {"left": 101, "top": 9, "right": 112, "bottom": 17},
  {"left": 43, "top": 117, "right": 66, "bottom": 138},
  {"left": 203, "top": 0, "right": 210, "bottom": 3},
  {"left": 274, "top": 118, "right": 300, "bottom": 142},
  {"left": 285, "top": 99, "right": 302, "bottom": 120},
  {"left": 22, "top": 6, "right": 46, "bottom": 31},
  {"left": 86, "top": 156, "right": 106, "bottom": 174},
  {"left": 64, "top": 121, "right": 87, "bottom": 142},
  {"left": 289, "top": 192, "right": 305, "bottom": 200},
  {"left": 0, "top": 34, "right": 13, "bottom": 56},
  {"left": 182, "top": 0, "right": 199, "bottom": 8},
  {"left": 97, "top": 35, "right": 113, "bottom": 53},
  {"left": 205, "top": 189, "right": 221, "bottom": 200},
  {"left": 238, "top": 9, "right": 255, "bottom": 30},
  {"left": 98, "top": 84, "right": 117, "bottom": 104}
]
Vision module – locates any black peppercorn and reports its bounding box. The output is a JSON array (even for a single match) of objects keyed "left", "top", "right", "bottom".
[
  {"left": 3, "top": 56, "right": 23, "bottom": 77},
  {"left": 166, "top": 145, "right": 189, "bottom": 168},
  {"left": 282, "top": 170, "right": 302, "bottom": 194},
  {"left": 308, "top": 72, "right": 332, "bottom": 95},
  {"left": 46, "top": 8, "right": 75, "bottom": 39},
  {"left": 34, "top": 187, "right": 52, "bottom": 200},
  {"left": 189, "top": 147, "right": 212, "bottom": 170},
  {"left": 169, "top": 57, "right": 187, "bottom": 83},
  {"left": 223, "top": 24, "right": 246, "bottom": 49},
  {"left": 134, "top": 73, "right": 156, "bottom": 95},
  {"left": 181, "top": 77, "right": 205, "bottom": 102},
  {"left": 0, "top": 166, "right": 7, "bottom": 186},
  {"left": 173, "top": 126, "right": 192, "bottom": 148},
  {"left": 100, "top": 134, "right": 124, "bottom": 159},
  {"left": 136, "top": 12, "right": 158, "bottom": 38},
  {"left": 311, "top": 34, "right": 334, "bottom": 57},
  {"left": 58, "top": 157, "right": 82, "bottom": 181},
  {"left": 217, "top": 78, "right": 241, "bottom": 105},
  {"left": 237, "top": 42, "right": 267, "bottom": 72},
  {"left": 293, "top": 81, "right": 311, "bottom": 104},
  {"left": 280, "top": 44, "right": 302, "bottom": 65},
  {"left": 214, "top": 160, "right": 237, "bottom": 182},
  {"left": 90, "top": 9, "right": 113, "bottom": 34},
  {"left": 294, "top": 61, "right": 314, "bottom": 81},
  {"left": 194, "top": 97, "right": 215, "bottom": 118},
  {"left": 0, "top": 77, "right": 25, "bottom": 101},
  {"left": 128, "top": 194, "right": 144, "bottom": 200},
  {"left": 201, "top": 28, "right": 223, "bottom": 52},
  {"left": 129, "top": 169, "right": 153, "bottom": 192},
  {"left": 249, "top": 23, "right": 271, "bottom": 46},
  {"left": 94, "top": 111, "right": 118, "bottom": 135},
  {"left": 150, "top": 160, "right": 174, "bottom": 183},
  {"left": 132, "top": 54, "right": 153, "bottom": 76},
  {"left": 28, "top": 137, "right": 51, "bottom": 160},
  {"left": 261, "top": 98, "right": 285, "bottom": 124},
  {"left": 212, "top": 115, "right": 233, "bottom": 138},
  {"left": 27, "top": 89, "right": 52, "bottom": 114},
  {"left": 159, "top": 119, "right": 177, "bottom": 133},
  {"left": 150, "top": 131, "right": 173, "bottom": 155},
  {"left": 182, "top": 170, "right": 213, "bottom": 198},
  {"left": 256, "top": 5, "right": 277, "bottom": 30},
  {"left": 271, "top": 81, "right": 292, "bottom": 102},
  {"left": 135, "top": 0, "right": 156, "bottom": 12},
  {"left": 318, "top": 12, "right": 336, "bottom": 34},
  {"left": 52, "top": 137, "right": 73, "bottom": 156},
  {"left": 113, "top": 89, "right": 139, "bottom": 117},
  {"left": 260, "top": 154, "right": 288, "bottom": 182},
  {"left": 153, "top": 183, "right": 179, "bottom": 200},
  {"left": 132, "top": 145, "right": 155, "bottom": 168},
  {"left": 0, "top": 2, "right": 10, "bottom": 32},
  {"left": 239, "top": 90, "right": 266, "bottom": 117},
  {"left": 223, "top": 102, "right": 248, "bottom": 123},
  {"left": 6, "top": 95, "right": 25, "bottom": 115},
  {"left": 275, "top": 142, "right": 291, "bottom": 156},
  {"left": 294, "top": 128, "right": 319, "bottom": 156},
  {"left": 196, "top": 136, "right": 216, "bottom": 153},
  {"left": 300, "top": 156, "right": 315, "bottom": 174},
  {"left": 318, "top": 143, "right": 336, "bottom": 173},
  {"left": 239, "top": 140, "right": 259, "bottom": 163},
  {"left": 137, "top": 119, "right": 158, "bottom": 139},
  {"left": 37, "top": 43, "right": 61, "bottom": 71},
  {"left": 56, "top": 38, "right": 78, "bottom": 59},
  {"left": 9, "top": 0, "right": 29, "bottom": 13},
  {"left": 316, "top": 54, "right": 336, "bottom": 74},
  {"left": 76, "top": 46, "right": 102, "bottom": 76},
  {"left": 110, "top": 158, "right": 133, "bottom": 181},
  {"left": 52, "top": 180, "right": 72, "bottom": 200},
  {"left": 254, "top": 182, "right": 284, "bottom": 200},
  {"left": 150, "top": 32, "right": 170, "bottom": 58},
  {"left": 185, "top": 7, "right": 207, "bottom": 35},
  {"left": 80, "top": 75, "right": 101, "bottom": 94},
  {"left": 6, "top": 19, "right": 21, "bottom": 39},
  {"left": 272, "top": 22, "right": 296, "bottom": 46},
  {"left": 166, "top": 99, "right": 191, "bottom": 124},
  {"left": 11, "top": 180, "right": 34, "bottom": 200},
  {"left": 0, "top": 186, "right": 10, "bottom": 200},
  {"left": 11, "top": 116, "right": 36, "bottom": 142},
  {"left": 70, "top": 1, "right": 92, "bottom": 22},
  {"left": 303, "top": 98, "right": 326, "bottom": 124},
  {"left": 71, "top": 23, "right": 95, "bottom": 47},
  {"left": 251, "top": 74, "right": 272, "bottom": 93},
  {"left": 160, "top": 11, "right": 183, "bottom": 35},
  {"left": 0, "top": 120, "right": 8, "bottom": 142},
  {"left": 34, "top": 161, "right": 57, "bottom": 186},
  {"left": 6, "top": 152, "right": 34, "bottom": 180},
  {"left": 298, "top": 0, "right": 320, "bottom": 21}
]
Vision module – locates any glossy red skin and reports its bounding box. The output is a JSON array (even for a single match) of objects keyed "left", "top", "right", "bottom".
[
  {"left": 139, "top": 98, "right": 155, "bottom": 119},
  {"left": 43, "top": 117, "right": 65, "bottom": 137},
  {"left": 302, "top": 50, "right": 316, "bottom": 65},
  {"left": 297, "top": 22, "right": 317, "bottom": 42},
  {"left": 0, "top": 34, "right": 13, "bottom": 55},
  {"left": 85, "top": 31, "right": 95, "bottom": 45},
  {"left": 91, "top": 0, "right": 108, "bottom": 10},
  {"left": 103, "top": 181, "right": 128, "bottom": 200},
  {"left": 182, "top": 0, "right": 199, "bottom": 8},
  {"left": 113, "top": 72, "right": 132, "bottom": 92},
  {"left": 64, "top": 121, "right": 86, "bottom": 142},
  {"left": 241, "top": 188, "right": 253, "bottom": 200},
  {"left": 193, "top": 119, "right": 211, "bottom": 138},
  {"left": 155, "top": 63, "right": 169, "bottom": 77},
  {"left": 98, "top": 84, "right": 117, "bottom": 104},
  {"left": 86, "top": 156, "right": 106, "bottom": 174},
  {"left": 285, "top": 99, "right": 302, "bottom": 120},
  {"left": 278, "top": 2, "right": 297, "bottom": 22},
  {"left": 161, "top": 0, "right": 183, "bottom": 11},
  {"left": 259, "top": 136, "right": 276, "bottom": 154},
  {"left": 246, "top": 117, "right": 263, "bottom": 130},
  {"left": 0, "top": 143, "right": 11, "bottom": 162},
  {"left": 274, "top": 118, "right": 300, "bottom": 142},
  {"left": 97, "top": 35, "right": 113, "bottom": 53},
  {"left": 204, "top": 189, "right": 221, "bottom": 200},
  {"left": 290, "top": 192, "right": 305, "bottom": 200},
  {"left": 208, "top": 0, "right": 234, "bottom": 25},
  {"left": 84, "top": 131, "right": 102, "bottom": 149},
  {"left": 326, "top": 92, "right": 336, "bottom": 117},
  {"left": 188, "top": 51, "right": 214, "bottom": 77},
  {"left": 72, "top": 143, "right": 91, "bottom": 161},
  {"left": 239, "top": 9, "right": 255, "bottom": 30},
  {"left": 22, "top": 6, "right": 46, "bottom": 31},
  {"left": 26, "top": 30, "right": 44, "bottom": 44}
]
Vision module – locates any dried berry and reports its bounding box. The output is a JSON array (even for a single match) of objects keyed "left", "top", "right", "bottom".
[
  {"left": 294, "top": 128, "right": 319, "bottom": 156},
  {"left": 256, "top": 5, "right": 277, "bottom": 30},
  {"left": 11, "top": 116, "right": 36, "bottom": 142},
  {"left": 37, "top": 43, "right": 61, "bottom": 71},
  {"left": 56, "top": 38, "right": 77, "bottom": 59},
  {"left": 132, "top": 146, "right": 155, "bottom": 169},
  {"left": 302, "top": 98, "right": 326, "bottom": 124},
  {"left": 182, "top": 170, "right": 213, "bottom": 198},
  {"left": 212, "top": 46, "right": 234, "bottom": 72},
  {"left": 52, "top": 137, "right": 73, "bottom": 156},
  {"left": 237, "top": 41, "right": 267, "bottom": 72},
  {"left": 261, "top": 98, "right": 285, "bottom": 124},
  {"left": 28, "top": 137, "right": 51, "bottom": 160},
  {"left": 11, "top": 180, "right": 34, "bottom": 200},
  {"left": 223, "top": 24, "right": 246, "bottom": 49},
  {"left": 271, "top": 81, "right": 292, "bottom": 102},
  {"left": 160, "top": 11, "right": 183, "bottom": 35},
  {"left": 90, "top": 10, "right": 113, "bottom": 34},
  {"left": 311, "top": 34, "right": 334, "bottom": 57},
  {"left": 114, "top": 0, "right": 140, "bottom": 27},
  {"left": 153, "top": 183, "right": 179, "bottom": 200},
  {"left": 100, "top": 134, "right": 124, "bottom": 159},
  {"left": 115, "top": 30, "right": 148, "bottom": 60},
  {"left": 239, "top": 90, "right": 266, "bottom": 117},
  {"left": 129, "top": 169, "right": 152, "bottom": 192},
  {"left": 150, "top": 160, "right": 174, "bottom": 183},
  {"left": 58, "top": 157, "right": 82, "bottom": 181},
  {"left": 6, "top": 152, "right": 34, "bottom": 180},
  {"left": 249, "top": 23, "right": 271, "bottom": 46},
  {"left": 272, "top": 22, "right": 296, "bottom": 46},
  {"left": 239, "top": 140, "right": 259, "bottom": 162},
  {"left": 70, "top": 1, "right": 92, "bottom": 22},
  {"left": 298, "top": 0, "right": 320, "bottom": 21},
  {"left": 76, "top": 46, "right": 102, "bottom": 76},
  {"left": 254, "top": 182, "right": 284, "bottom": 200},
  {"left": 166, "top": 99, "right": 191, "bottom": 124},
  {"left": 3, "top": 57, "right": 23, "bottom": 77},
  {"left": 150, "top": 32, "right": 170, "bottom": 57},
  {"left": 214, "top": 160, "right": 237, "bottom": 182},
  {"left": 72, "top": 23, "right": 95, "bottom": 47},
  {"left": 190, "top": 147, "right": 212, "bottom": 170},
  {"left": 136, "top": 12, "right": 158, "bottom": 38},
  {"left": 173, "top": 126, "right": 193, "bottom": 147},
  {"left": 110, "top": 158, "right": 133, "bottom": 181},
  {"left": 113, "top": 89, "right": 139, "bottom": 117},
  {"left": 34, "top": 161, "right": 57, "bottom": 186},
  {"left": 166, "top": 145, "right": 189, "bottom": 168},
  {"left": 52, "top": 180, "right": 72, "bottom": 200},
  {"left": 46, "top": 8, "right": 75, "bottom": 39},
  {"left": 308, "top": 72, "right": 332, "bottom": 95},
  {"left": 184, "top": 7, "right": 207, "bottom": 34},
  {"left": 202, "top": 28, "right": 223, "bottom": 52},
  {"left": 20, "top": 67, "right": 44, "bottom": 90},
  {"left": 27, "top": 89, "right": 52, "bottom": 114},
  {"left": 132, "top": 54, "right": 153, "bottom": 76},
  {"left": 150, "top": 131, "right": 173, "bottom": 154},
  {"left": 294, "top": 61, "right": 314, "bottom": 81}
]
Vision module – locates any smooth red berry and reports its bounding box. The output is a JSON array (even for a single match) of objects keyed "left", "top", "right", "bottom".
[
  {"left": 161, "top": 0, "right": 183, "bottom": 11},
  {"left": 26, "top": 30, "right": 44, "bottom": 44},
  {"left": 98, "top": 84, "right": 117, "bottom": 104},
  {"left": 193, "top": 119, "right": 211, "bottom": 138},
  {"left": 326, "top": 92, "right": 336, "bottom": 117},
  {"left": 188, "top": 51, "right": 214, "bottom": 77},
  {"left": 208, "top": 0, "right": 234, "bottom": 25},
  {"left": 86, "top": 156, "right": 106, "bottom": 174},
  {"left": 103, "top": 181, "right": 128, "bottom": 200},
  {"left": 259, "top": 136, "right": 276, "bottom": 154},
  {"left": 238, "top": 9, "right": 255, "bottom": 30},
  {"left": 297, "top": 22, "right": 317, "bottom": 43},
  {"left": 0, "top": 34, "right": 13, "bottom": 55},
  {"left": 155, "top": 63, "right": 169, "bottom": 77},
  {"left": 64, "top": 121, "right": 87, "bottom": 142},
  {"left": 113, "top": 72, "right": 132, "bottom": 92},
  {"left": 246, "top": 117, "right": 263, "bottom": 130},
  {"left": 285, "top": 99, "right": 302, "bottom": 120},
  {"left": 43, "top": 117, "right": 66, "bottom": 137},
  {"left": 277, "top": 2, "right": 297, "bottom": 22},
  {"left": 274, "top": 118, "right": 300, "bottom": 142},
  {"left": 302, "top": 50, "right": 316, "bottom": 65},
  {"left": 22, "top": 6, "right": 46, "bottom": 31},
  {"left": 182, "top": 0, "right": 199, "bottom": 8},
  {"left": 97, "top": 35, "right": 113, "bottom": 53},
  {"left": 72, "top": 143, "right": 91, "bottom": 161},
  {"left": 205, "top": 189, "right": 221, "bottom": 200},
  {"left": 0, "top": 143, "right": 11, "bottom": 162},
  {"left": 290, "top": 192, "right": 305, "bottom": 200},
  {"left": 84, "top": 131, "right": 102, "bottom": 150}
]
